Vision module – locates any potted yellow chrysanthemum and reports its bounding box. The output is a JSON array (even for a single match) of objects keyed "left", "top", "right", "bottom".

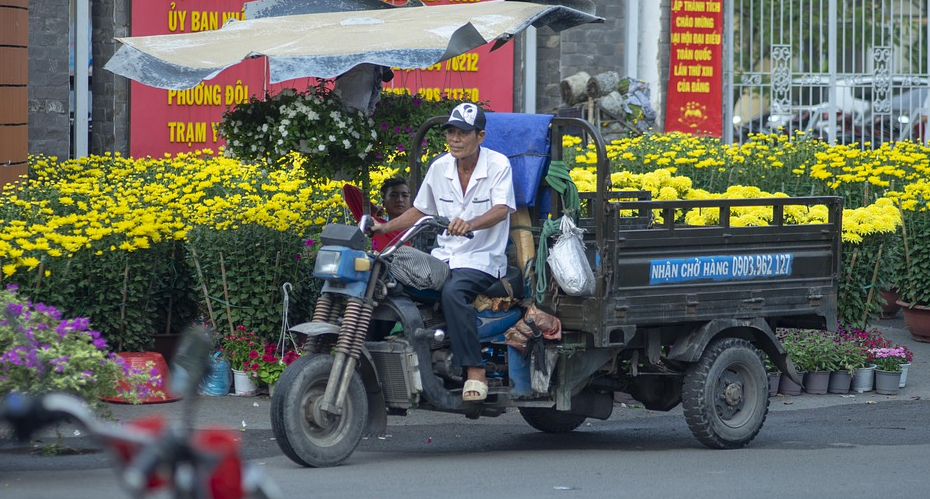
[{"left": 891, "top": 180, "right": 930, "bottom": 342}]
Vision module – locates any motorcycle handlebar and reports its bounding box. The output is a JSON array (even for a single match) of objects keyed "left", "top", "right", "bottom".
[
  {"left": 375, "top": 215, "right": 473, "bottom": 258},
  {"left": 1, "top": 391, "right": 281, "bottom": 499}
]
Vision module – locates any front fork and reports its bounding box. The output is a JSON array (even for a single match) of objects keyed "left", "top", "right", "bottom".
[
  {"left": 315, "top": 260, "right": 382, "bottom": 417},
  {"left": 320, "top": 298, "right": 373, "bottom": 415}
]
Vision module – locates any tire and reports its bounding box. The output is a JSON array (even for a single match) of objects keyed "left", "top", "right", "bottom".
[
  {"left": 270, "top": 354, "right": 368, "bottom": 467},
  {"left": 682, "top": 337, "right": 769, "bottom": 449},
  {"left": 519, "top": 407, "right": 586, "bottom": 433}
]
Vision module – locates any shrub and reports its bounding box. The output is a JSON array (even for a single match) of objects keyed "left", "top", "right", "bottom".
[{"left": 0, "top": 285, "right": 158, "bottom": 407}]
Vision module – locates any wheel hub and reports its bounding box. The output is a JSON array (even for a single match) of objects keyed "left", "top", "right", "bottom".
[
  {"left": 723, "top": 381, "right": 742, "bottom": 405},
  {"left": 716, "top": 369, "right": 745, "bottom": 420},
  {"left": 305, "top": 396, "right": 332, "bottom": 427}
]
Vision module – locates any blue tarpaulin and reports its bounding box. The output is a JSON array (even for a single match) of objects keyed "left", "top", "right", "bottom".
[{"left": 483, "top": 113, "right": 553, "bottom": 208}]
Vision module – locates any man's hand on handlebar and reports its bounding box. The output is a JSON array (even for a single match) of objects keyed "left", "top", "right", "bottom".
[{"left": 445, "top": 217, "right": 473, "bottom": 237}]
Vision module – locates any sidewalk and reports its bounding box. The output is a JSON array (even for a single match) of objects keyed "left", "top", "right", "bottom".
[
  {"left": 16, "top": 314, "right": 926, "bottom": 439},
  {"left": 96, "top": 314, "right": 926, "bottom": 427}
]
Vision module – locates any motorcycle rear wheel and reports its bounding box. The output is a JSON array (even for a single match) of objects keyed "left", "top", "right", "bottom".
[
  {"left": 271, "top": 354, "right": 368, "bottom": 467},
  {"left": 519, "top": 406, "right": 586, "bottom": 433}
]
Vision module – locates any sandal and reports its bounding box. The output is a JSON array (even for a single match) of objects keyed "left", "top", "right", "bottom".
[{"left": 462, "top": 379, "right": 488, "bottom": 402}]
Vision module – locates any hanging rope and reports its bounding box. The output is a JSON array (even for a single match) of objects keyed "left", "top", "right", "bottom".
[
  {"left": 534, "top": 161, "right": 582, "bottom": 302},
  {"left": 277, "top": 282, "right": 299, "bottom": 365},
  {"left": 544, "top": 160, "right": 581, "bottom": 223}
]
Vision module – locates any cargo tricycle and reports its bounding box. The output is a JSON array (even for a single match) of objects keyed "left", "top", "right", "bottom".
[{"left": 270, "top": 113, "right": 841, "bottom": 467}]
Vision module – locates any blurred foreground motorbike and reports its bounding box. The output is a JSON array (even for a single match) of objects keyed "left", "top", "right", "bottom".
[{"left": 0, "top": 331, "right": 282, "bottom": 499}]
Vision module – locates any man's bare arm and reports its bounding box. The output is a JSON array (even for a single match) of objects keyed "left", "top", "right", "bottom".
[{"left": 370, "top": 206, "right": 426, "bottom": 235}]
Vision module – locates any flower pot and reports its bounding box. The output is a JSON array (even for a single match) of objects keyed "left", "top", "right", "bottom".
[
  {"left": 899, "top": 362, "right": 911, "bottom": 388},
  {"left": 874, "top": 369, "right": 902, "bottom": 395},
  {"left": 880, "top": 289, "right": 901, "bottom": 318},
  {"left": 803, "top": 371, "right": 831, "bottom": 395},
  {"left": 827, "top": 371, "right": 852, "bottom": 394},
  {"left": 101, "top": 352, "right": 179, "bottom": 404},
  {"left": 897, "top": 300, "right": 930, "bottom": 343},
  {"left": 232, "top": 369, "right": 257, "bottom": 395},
  {"left": 851, "top": 365, "right": 876, "bottom": 393},
  {"left": 779, "top": 372, "right": 803, "bottom": 396},
  {"left": 767, "top": 372, "right": 781, "bottom": 397}
]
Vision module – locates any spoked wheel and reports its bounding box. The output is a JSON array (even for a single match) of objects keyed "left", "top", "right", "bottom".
[
  {"left": 519, "top": 406, "right": 586, "bottom": 433},
  {"left": 270, "top": 354, "right": 368, "bottom": 467},
  {"left": 682, "top": 337, "right": 769, "bottom": 449}
]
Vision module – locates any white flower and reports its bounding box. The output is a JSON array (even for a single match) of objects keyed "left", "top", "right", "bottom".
[
  {"left": 318, "top": 144, "right": 326, "bottom": 151},
  {"left": 281, "top": 119, "right": 290, "bottom": 126},
  {"left": 261, "top": 123, "right": 268, "bottom": 132},
  {"left": 343, "top": 139, "right": 351, "bottom": 148},
  {"left": 330, "top": 111, "right": 341, "bottom": 120},
  {"left": 307, "top": 110, "right": 319, "bottom": 121},
  {"left": 282, "top": 130, "right": 289, "bottom": 137},
  {"left": 329, "top": 135, "right": 336, "bottom": 142}
]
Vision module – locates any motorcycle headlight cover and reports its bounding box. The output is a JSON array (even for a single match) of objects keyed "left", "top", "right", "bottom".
[{"left": 314, "top": 249, "right": 342, "bottom": 276}]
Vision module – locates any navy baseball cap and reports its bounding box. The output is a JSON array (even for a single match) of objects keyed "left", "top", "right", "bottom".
[{"left": 441, "top": 103, "right": 486, "bottom": 132}]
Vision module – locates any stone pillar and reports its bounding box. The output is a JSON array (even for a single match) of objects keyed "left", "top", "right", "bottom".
[
  {"left": 0, "top": 0, "right": 29, "bottom": 188},
  {"left": 27, "top": 0, "right": 70, "bottom": 161},
  {"left": 92, "top": 0, "right": 131, "bottom": 155}
]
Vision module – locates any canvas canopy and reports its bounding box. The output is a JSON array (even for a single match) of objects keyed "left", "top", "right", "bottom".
[{"left": 104, "top": 0, "right": 603, "bottom": 90}]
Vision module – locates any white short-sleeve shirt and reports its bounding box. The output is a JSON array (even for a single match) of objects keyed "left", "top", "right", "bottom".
[{"left": 414, "top": 147, "right": 516, "bottom": 277}]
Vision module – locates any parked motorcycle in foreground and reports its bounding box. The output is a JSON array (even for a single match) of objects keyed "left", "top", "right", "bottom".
[{"left": 1, "top": 331, "right": 282, "bottom": 499}]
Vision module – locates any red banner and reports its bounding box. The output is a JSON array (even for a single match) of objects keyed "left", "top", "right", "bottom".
[
  {"left": 664, "top": 0, "right": 723, "bottom": 136},
  {"left": 129, "top": 0, "right": 514, "bottom": 158}
]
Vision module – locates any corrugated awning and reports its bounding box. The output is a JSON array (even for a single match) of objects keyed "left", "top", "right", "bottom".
[{"left": 104, "top": 0, "right": 603, "bottom": 90}]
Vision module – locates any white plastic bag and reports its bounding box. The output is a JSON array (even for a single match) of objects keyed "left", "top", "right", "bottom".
[{"left": 546, "top": 216, "right": 595, "bottom": 296}]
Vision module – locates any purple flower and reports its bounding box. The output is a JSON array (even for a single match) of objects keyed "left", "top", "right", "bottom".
[
  {"left": 393, "top": 126, "right": 401, "bottom": 134},
  {"left": 93, "top": 338, "right": 107, "bottom": 349},
  {"left": 295, "top": 253, "right": 301, "bottom": 260},
  {"left": 305, "top": 238, "right": 315, "bottom": 246},
  {"left": 396, "top": 144, "right": 405, "bottom": 153},
  {"left": 6, "top": 302, "right": 24, "bottom": 317},
  {"left": 380, "top": 122, "right": 389, "bottom": 130},
  {"left": 49, "top": 356, "right": 69, "bottom": 373},
  {"left": 404, "top": 126, "right": 412, "bottom": 133},
  {"left": 34, "top": 302, "right": 61, "bottom": 320}
]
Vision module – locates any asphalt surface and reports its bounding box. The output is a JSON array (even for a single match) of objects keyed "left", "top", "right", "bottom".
[{"left": 1, "top": 314, "right": 926, "bottom": 463}]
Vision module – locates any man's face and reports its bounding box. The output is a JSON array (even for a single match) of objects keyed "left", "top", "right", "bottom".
[
  {"left": 382, "top": 184, "right": 411, "bottom": 219},
  {"left": 445, "top": 128, "right": 485, "bottom": 161}
]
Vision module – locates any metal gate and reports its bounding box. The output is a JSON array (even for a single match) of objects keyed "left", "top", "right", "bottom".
[{"left": 723, "top": 0, "right": 930, "bottom": 146}]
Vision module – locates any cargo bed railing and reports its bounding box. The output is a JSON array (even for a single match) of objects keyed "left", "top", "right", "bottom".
[{"left": 609, "top": 196, "right": 845, "bottom": 230}]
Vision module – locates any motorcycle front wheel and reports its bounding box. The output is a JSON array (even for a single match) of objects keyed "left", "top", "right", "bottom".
[{"left": 271, "top": 354, "right": 368, "bottom": 467}]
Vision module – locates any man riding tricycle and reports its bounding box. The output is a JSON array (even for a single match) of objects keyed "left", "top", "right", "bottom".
[{"left": 269, "top": 106, "right": 842, "bottom": 468}]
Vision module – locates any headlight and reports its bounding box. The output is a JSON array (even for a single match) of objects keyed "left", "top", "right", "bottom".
[{"left": 314, "top": 250, "right": 342, "bottom": 275}]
